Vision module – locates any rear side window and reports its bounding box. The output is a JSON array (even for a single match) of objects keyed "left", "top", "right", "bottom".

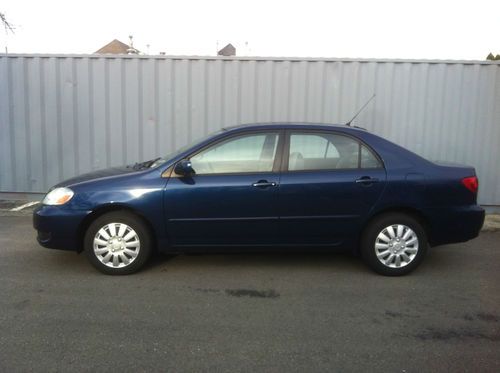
[{"left": 288, "top": 132, "right": 382, "bottom": 171}]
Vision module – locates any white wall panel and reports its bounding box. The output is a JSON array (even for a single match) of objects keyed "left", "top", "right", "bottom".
[{"left": 0, "top": 54, "right": 498, "bottom": 206}]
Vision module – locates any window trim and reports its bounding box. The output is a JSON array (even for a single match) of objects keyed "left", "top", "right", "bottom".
[
  {"left": 282, "top": 129, "right": 384, "bottom": 173},
  {"left": 175, "top": 130, "right": 285, "bottom": 177}
]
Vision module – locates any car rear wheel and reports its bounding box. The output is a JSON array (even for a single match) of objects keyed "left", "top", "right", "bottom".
[
  {"left": 84, "top": 212, "right": 152, "bottom": 275},
  {"left": 361, "top": 213, "right": 427, "bottom": 276}
]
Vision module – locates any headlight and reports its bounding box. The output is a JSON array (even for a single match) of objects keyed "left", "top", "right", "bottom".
[{"left": 43, "top": 187, "right": 74, "bottom": 205}]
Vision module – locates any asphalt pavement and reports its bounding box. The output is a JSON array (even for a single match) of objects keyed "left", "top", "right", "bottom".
[{"left": 0, "top": 215, "right": 498, "bottom": 372}]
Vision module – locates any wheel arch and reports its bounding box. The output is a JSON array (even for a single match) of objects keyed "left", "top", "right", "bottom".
[{"left": 76, "top": 204, "right": 158, "bottom": 253}]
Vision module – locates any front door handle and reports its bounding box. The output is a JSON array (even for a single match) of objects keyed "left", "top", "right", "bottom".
[
  {"left": 252, "top": 180, "right": 277, "bottom": 188},
  {"left": 355, "top": 177, "right": 379, "bottom": 184}
]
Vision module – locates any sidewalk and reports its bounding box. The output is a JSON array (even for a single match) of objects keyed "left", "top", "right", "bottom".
[
  {"left": 0, "top": 200, "right": 40, "bottom": 216},
  {"left": 482, "top": 213, "right": 500, "bottom": 232}
]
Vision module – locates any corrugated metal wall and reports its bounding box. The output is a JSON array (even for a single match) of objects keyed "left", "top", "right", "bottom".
[{"left": 1, "top": 54, "right": 499, "bottom": 205}]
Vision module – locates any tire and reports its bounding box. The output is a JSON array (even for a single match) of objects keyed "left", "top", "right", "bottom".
[
  {"left": 84, "top": 211, "right": 152, "bottom": 275},
  {"left": 361, "top": 213, "right": 427, "bottom": 276}
]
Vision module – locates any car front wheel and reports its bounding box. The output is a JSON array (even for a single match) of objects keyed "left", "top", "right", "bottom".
[
  {"left": 84, "top": 212, "right": 152, "bottom": 275},
  {"left": 361, "top": 213, "right": 428, "bottom": 276}
]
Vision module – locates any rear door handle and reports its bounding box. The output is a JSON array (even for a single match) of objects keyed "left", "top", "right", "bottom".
[
  {"left": 355, "top": 177, "right": 379, "bottom": 184},
  {"left": 252, "top": 180, "right": 277, "bottom": 188}
]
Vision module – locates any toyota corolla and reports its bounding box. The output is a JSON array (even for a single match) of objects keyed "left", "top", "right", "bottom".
[{"left": 33, "top": 123, "right": 485, "bottom": 275}]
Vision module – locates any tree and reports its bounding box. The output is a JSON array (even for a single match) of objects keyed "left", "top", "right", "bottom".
[
  {"left": 1, "top": 12, "right": 15, "bottom": 53},
  {"left": 486, "top": 53, "right": 500, "bottom": 61},
  {"left": 1, "top": 12, "right": 15, "bottom": 33}
]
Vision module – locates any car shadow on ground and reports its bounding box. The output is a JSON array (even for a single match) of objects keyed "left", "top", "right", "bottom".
[
  {"left": 141, "top": 242, "right": 474, "bottom": 276},
  {"left": 31, "top": 239, "right": 478, "bottom": 277},
  {"left": 144, "top": 249, "right": 370, "bottom": 274},
  {"left": 29, "top": 245, "right": 368, "bottom": 276}
]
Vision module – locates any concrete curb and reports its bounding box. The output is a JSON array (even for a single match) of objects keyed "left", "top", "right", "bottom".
[{"left": 482, "top": 214, "right": 500, "bottom": 232}]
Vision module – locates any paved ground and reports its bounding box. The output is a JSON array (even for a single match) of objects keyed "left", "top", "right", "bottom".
[{"left": 0, "top": 215, "right": 499, "bottom": 372}]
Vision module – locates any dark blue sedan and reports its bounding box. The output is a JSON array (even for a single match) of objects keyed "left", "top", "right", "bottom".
[{"left": 33, "top": 123, "right": 485, "bottom": 275}]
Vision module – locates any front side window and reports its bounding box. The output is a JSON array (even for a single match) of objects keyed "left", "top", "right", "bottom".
[
  {"left": 288, "top": 132, "right": 381, "bottom": 171},
  {"left": 190, "top": 133, "right": 279, "bottom": 174}
]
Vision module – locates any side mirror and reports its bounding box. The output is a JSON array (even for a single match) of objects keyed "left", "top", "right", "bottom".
[{"left": 174, "top": 159, "right": 195, "bottom": 176}]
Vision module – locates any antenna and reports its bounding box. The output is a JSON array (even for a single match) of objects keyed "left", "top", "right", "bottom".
[{"left": 345, "top": 94, "right": 376, "bottom": 126}]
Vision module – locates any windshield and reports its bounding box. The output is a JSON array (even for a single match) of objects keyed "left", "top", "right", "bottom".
[{"left": 148, "top": 130, "right": 224, "bottom": 169}]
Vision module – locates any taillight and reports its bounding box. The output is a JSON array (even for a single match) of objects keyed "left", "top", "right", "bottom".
[{"left": 462, "top": 176, "right": 478, "bottom": 194}]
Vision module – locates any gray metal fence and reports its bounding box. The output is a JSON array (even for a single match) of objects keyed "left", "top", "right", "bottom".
[{"left": 1, "top": 54, "right": 499, "bottom": 206}]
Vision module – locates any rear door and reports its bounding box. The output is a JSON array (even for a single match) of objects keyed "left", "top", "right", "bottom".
[
  {"left": 164, "top": 130, "right": 284, "bottom": 246},
  {"left": 278, "top": 130, "right": 386, "bottom": 245}
]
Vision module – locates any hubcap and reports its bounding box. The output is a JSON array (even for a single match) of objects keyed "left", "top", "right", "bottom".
[
  {"left": 93, "top": 223, "right": 140, "bottom": 268},
  {"left": 374, "top": 224, "right": 419, "bottom": 268}
]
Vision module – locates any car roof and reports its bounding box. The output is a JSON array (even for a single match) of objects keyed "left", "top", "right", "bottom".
[{"left": 222, "top": 122, "right": 367, "bottom": 133}]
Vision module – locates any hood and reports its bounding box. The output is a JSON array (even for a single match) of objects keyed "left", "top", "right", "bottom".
[{"left": 53, "top": 166, "right": 138, "bottom": 188}]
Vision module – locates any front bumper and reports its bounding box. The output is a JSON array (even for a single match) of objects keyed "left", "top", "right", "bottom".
[
  {"left": 425, "top": 205, "right": 485, "bottom": 246},
  {"left": 33, "top": 205, "right": 90, "bottom": 251}
]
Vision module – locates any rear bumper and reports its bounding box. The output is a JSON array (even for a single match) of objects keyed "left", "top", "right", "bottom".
[
  {"left": 33, "top": 205, "right": 90, "bottom": 251},
  {"left": 425, "top": 205, "right": 485, "bottom": 246}
]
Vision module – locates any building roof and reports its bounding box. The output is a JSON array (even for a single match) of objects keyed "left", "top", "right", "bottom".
[
  {"left": 217, "top": 43, "right": 236, "bottom": 56},
  {"left": 95, "top": 39, "right": 132, "bottom": 54}
]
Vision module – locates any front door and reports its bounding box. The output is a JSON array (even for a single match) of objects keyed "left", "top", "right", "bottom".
[
  {"left": 164, "top": 131, "right": 283, "bottom": 246},
  {"left": 278, "top": 130, "right": 387, "bottom": 245}
]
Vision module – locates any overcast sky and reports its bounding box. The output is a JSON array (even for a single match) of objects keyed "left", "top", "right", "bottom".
[{"left": 1, "top": 0, "right": 498, "bottom": 60}]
